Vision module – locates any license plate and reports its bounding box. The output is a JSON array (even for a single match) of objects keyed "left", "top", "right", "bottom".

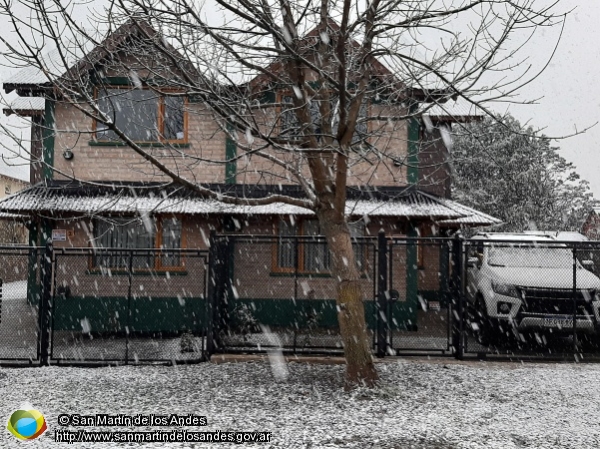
[{"left": 543, "top": 318, "right": 573, "bottom": 328}]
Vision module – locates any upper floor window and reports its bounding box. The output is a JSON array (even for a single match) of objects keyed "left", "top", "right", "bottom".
[
  {"left": 4, "top": 185, "right": 10, "bottom": 195},
  {"left": 279, "top": 94, "right": 368, "bottom": 144},
  {"left": 95, "top": 88, "right": 186, "bottom": 143}
]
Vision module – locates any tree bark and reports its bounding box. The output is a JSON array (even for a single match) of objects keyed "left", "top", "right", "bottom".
[{"left": 318, "top": 211, "right": 378, "bottom": 389}]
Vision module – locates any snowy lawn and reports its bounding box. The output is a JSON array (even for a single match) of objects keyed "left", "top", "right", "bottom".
[{"left": 0, "top": 359, "right": 599, "bottom": 448}]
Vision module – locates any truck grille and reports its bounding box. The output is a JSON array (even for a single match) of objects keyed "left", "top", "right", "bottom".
[{"left": 519, "top": 288, "right": 594, "bottom": 315}]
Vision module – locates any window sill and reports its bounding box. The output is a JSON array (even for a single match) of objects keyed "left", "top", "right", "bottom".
[
  {"left": 89, "top": 141, "right": 190, "bottom": 148},
  {"left": 86, "top": 269, "right": 188, "bottom": 276},
  {"left": 270, "top": 271, "right": 332, "bottom": 278},
  {"left": 270, "top": 271, "right": 371, "bottom": 279}
]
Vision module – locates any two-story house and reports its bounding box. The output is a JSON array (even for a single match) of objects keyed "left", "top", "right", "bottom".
[{"left": 0, "top": 20, "right": 499, "bottom": 335}]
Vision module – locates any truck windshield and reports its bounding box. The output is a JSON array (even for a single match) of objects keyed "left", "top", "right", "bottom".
[{"left": 488, "top": 246, "right": 573, "bottom": 268}]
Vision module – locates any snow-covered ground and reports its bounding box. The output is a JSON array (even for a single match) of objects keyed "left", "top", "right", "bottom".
[{"left": 0, "top": 359, "right": 599, "bottom": 448}]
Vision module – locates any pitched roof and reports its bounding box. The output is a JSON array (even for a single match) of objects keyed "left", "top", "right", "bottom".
[
  {"left": 0, "top": 181, "right": 498, "bottom": 225},
  {"left": 419, "top": 97, "right": 485, "bottom": 123},
  {"left": 3, "top": 48, "right": 80, "bottom": 94},
  {"left": 3, "top": 20, "right": 200, "bottom": 95},
  {"left": 435, "top": 199, "right": 502, "bottom": 227},
  {"left": 3, "top": 97, "right": 46, "bottom": 116}
]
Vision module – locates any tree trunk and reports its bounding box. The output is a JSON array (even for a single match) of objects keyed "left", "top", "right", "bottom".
[{"left": 318, "top": 213, "right": 378, "bottom": 389}]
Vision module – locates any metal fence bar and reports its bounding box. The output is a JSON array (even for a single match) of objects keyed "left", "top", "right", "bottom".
[
  {"left": 39, "top": 243, "right": 53, "bottom": 366},
  {"left": 572, "top": 245, "right": 578, "bottom": 355},
  {"left": 376, "top": 231, "right": 387, "bottom": 358},
  {"left": 125, "top": 249, "right": 133, "bottom": 364},
  {"left": 452, "top": 236, "right": 464, "bottom": 360}
]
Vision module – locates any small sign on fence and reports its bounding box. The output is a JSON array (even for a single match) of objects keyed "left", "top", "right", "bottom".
[{"left": 52, "top": 229, "right": 67, "bottom": 242}]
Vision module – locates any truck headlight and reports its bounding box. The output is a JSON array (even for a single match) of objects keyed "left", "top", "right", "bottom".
[{"left": 492, "top": 281, "right": 519, "bottom": 298}]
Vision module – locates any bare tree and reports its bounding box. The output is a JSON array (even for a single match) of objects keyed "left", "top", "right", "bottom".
[{"left": 0, "top": 0, "right": 565, "bottom": 387}]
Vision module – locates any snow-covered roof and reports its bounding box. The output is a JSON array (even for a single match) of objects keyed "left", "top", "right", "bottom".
[
  {"left": 0, "top": 182, "right": 499, "bottom": 225},
  {"left": 0, "top": 211, "right": 27, "bottom": 219},
  {"left": 3, "top": 97, "right": 45, "bottom": 116},
  {"left": 419, "top": 98, "right": 485, "bottom": 121},
  {"left": 3, "top": 48, "right": 73, "bottom": 91},
  {"left": 435, "top": 199, "right": 502, "bottom": 227}
]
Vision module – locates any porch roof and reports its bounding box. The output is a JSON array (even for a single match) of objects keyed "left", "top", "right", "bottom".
[{"left": 0, "top": 181, "right": 501, "bottom": 225}]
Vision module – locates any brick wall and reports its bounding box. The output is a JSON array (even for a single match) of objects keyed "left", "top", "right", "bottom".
[{"left": 52, "top": 101, "right": 227, "bottom": 183}]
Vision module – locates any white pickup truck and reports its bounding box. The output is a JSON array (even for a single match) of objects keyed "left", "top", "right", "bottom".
[{"left": 466, "top": 232, "right": 600, "bottom": 346}]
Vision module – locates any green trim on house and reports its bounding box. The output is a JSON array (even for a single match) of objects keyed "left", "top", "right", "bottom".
[
  {"left": 407, "top": 102, "right": 420, "bottom": 185},
  {"left": 260, "top": 91, "right": 276, "bottom": 104},
  {"left": 228, "top": 298, "right": 381, "bottom": 330},
  {"left": 52, "top": 296, "right": 206, "bottom": 333},
  {"left": 27, "top": 220, "right": 40, "bottom": 306},
  {"left": 42, "top": 99, "right": 55, "bottom": 180},
  {"left": 92, "top": 76, "right": 173, "bottom": 87},
  {"left": 223, "top": 298, "right": 418, "bottom": 332},
  {"left": 225, "top": 123, "right": 237, "bottom": 184},
  {"left": 88, "top": 141, "right": 191, "bottom": 148}
]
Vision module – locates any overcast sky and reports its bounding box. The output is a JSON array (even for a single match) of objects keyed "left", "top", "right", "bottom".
[{"left": 0, "top": 1, "right": 599, "bottom": 199}]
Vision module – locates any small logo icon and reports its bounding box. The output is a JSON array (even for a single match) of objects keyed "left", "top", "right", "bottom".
[{"left": 7, "top": 409, "right": 47, "bottom": 440}]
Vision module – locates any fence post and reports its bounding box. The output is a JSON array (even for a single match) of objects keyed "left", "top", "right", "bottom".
[
  {"left": 206, "top": 232, "right": 219, "bottom": 357},
  {"left": 38, "top": 243, "right": 53, "bottom": 366},
  {"left": 376, "top": 231, "right": 388, "bottom": 358},
  {"left": 125, "top": 249, "right": 133, "bottom": 364},
  {"left": 572, "top": 245, "right": 578, "bottom": 355},
  {"left": 207, "top": 232, "right": 230, "bottom": 357},
  {"left": 452, "top": 235, "right": 464, "bottom": 360}
]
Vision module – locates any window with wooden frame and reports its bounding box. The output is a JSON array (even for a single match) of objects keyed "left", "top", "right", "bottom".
[
  {"left": 92, "top": 215, "right": 184, "bottom": 271},
  {"left": 278, "top": 92, "right": 368, "bottom": 144},
  {"left": 273, "top": 217, "right": 365, "bottom": 274},
  {"left": 94, "top": 87, "right": 187, "bottom": 143}
]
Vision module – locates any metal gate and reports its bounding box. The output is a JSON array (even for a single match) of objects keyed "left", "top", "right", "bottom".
[
  {"left": 375, "top": 234, "right": 461, "bottom": 356},
  {"left": 49, "top": 247, "right": 210, "bottom": 365},
  {"left": 207, "top": 234, "right": 378, "bottom": 354},
  {"left": 0, "top": 246, "right": 43, "bottom": 364}
]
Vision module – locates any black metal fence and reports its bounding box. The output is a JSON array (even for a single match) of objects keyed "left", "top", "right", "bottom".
[
  {"left": 2, "top": 234, "right": 600, "bottom": 366},
  {"left": 207, "top": 234, "right": 378, "bottom": 355},
  {"left": 377, "top": 236, "right": 457, "bottom": 356},
  {"left": 0, "top": 246, "right": 43, "bottom": 364},
  {"left": 51, "top": 247, "right": 209, "bottom": 364},
  {"left": 462, "top": 239, "right": 600, "bottom": 359},
  {"left": 0, "top": 246, "right": 209, "bottom": 366}
]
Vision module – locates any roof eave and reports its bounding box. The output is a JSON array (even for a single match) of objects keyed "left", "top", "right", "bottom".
[{"left": 3, "top": 107, "right": 44, "bottom": 117}]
